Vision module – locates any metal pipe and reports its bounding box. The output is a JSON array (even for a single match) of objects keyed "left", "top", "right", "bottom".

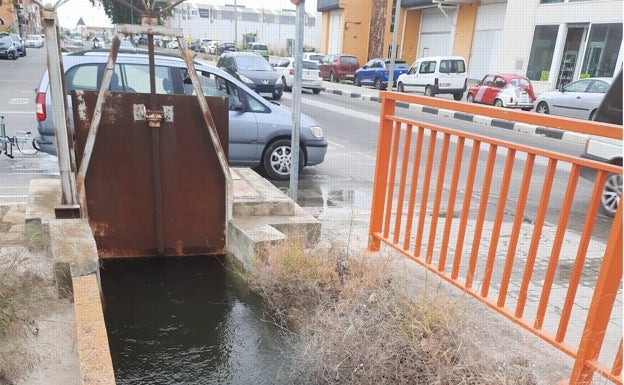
[
  {"left": 289, "top": 1, "right": 305, "bottom": 204},
  {"left": 42, "top": 7, "right": 78, "bottom": 206},
  {"left": 387, "top": 0, "right": 402, "bottom": 91}
]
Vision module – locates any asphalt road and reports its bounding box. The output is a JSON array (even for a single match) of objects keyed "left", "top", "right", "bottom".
[
  {"left": 0, "top": 46, "right": 58, "bottom": 205},
  {"left": 0, "top": 47, "right": 613, "bottom": 241},
  {"left": 277, "top": 90, "right": 613, "bottom": 241}
]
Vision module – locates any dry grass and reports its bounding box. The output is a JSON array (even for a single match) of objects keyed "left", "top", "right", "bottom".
[
  {"left": 245, "top": 237, "right": 537, "bottom": 385},
  {"left": 0, "top": 251, "right": 48, "bottom": 384}
]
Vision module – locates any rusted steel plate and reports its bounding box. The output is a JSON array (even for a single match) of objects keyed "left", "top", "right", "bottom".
[{"left": 72, "top": 91, "right": 228, "bottom": 258}]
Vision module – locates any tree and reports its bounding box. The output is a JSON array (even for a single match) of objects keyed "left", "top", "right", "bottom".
[
  {"left": 368, "top": 0, "right": 387, "bottom": 60},
  {"left": 88, "top": 0, "right": 172, "bottom": 25}
]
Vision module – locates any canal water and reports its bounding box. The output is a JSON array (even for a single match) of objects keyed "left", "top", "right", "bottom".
[{"left": 100, "top": 255, "right": 287, "bottom": 385}]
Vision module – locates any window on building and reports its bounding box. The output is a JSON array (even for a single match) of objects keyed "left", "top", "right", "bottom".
[
  {"left": 580, "top": 23, "right": 623, "bottom": 78},
  {"left": 526, "top": 25, "right": 559, "bottom": 81},
  {"left": 540, "top": 0, "right": 564, "bottom": 3}
]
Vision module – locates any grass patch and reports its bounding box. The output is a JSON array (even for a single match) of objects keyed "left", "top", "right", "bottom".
[
  {"left": 0, "top": 251, "right": 48, "bottom": 383},
  {"left": 245, "top": 238, "right": 537, "bottom": 385}
]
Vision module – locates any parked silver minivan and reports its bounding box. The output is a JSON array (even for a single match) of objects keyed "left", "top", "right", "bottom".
[
  {"left": 34, "top": 50, "right": 327, "bottom": 180},
  {"left": 396, "top": 56, "right": 467, "bottom": 100}
]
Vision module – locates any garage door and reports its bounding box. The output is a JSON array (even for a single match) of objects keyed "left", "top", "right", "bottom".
[
  {"left": 417, "top": 7, "right": 456, "bottom": 57},
  {"left": 328, "top": 10, "right": 343, "bottom": 54},
  {"left": 468, "top": 2, "right": 507, "bottom": 80}
]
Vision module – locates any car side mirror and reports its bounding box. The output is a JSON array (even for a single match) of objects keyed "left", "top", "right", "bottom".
[{"left": 362, "top": 65, "right": 368, "bottom": 69}]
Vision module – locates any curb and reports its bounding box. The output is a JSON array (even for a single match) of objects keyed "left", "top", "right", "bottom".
[{"left": 320, "top": 86, "right": 590, "bottom": 145}]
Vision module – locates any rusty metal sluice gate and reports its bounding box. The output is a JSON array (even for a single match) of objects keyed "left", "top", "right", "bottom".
[{"left": 64, "top": 20, "right": 232, "bottom": 257}]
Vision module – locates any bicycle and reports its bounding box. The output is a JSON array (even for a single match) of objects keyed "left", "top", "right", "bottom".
[{"left": 1, "top": 115, "right": 40, "bottom": 158}]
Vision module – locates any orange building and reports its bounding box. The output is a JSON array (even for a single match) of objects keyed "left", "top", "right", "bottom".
[
  {"left": 317, "top": 0, "right": 623, "bottom": 94},
  {"left": 0, "top": 0, "right": 43, "bottom": 36}
]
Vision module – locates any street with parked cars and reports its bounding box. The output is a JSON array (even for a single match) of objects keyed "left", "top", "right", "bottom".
[{"left": 0, "top": 44, "right": 619, "bottom": 233}]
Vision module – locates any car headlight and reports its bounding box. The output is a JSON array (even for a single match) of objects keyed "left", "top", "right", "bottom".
[
  {"left": 309, "top": 126, "right": 324, "bottom": 138},
  {"left": 238, "top": 74, "right": 253, "bottom": 85}
]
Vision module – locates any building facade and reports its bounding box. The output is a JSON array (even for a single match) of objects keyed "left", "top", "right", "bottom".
[
  {"left": 0, "top": 0, "right": 42, "bottom": 36},
  {"left": 167, "top": 3, "right": 322, "bottom": 55},
  {"left": 317, "top": 0, "right": 623, "bottom": 94}
]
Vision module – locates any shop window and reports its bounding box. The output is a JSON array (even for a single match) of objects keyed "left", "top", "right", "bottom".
[
  {"left": 526, "top": 25, "right": 559, "bottom": 81},
  {"left": 580, "top": 23, "right": 623, "bottom": 78}
]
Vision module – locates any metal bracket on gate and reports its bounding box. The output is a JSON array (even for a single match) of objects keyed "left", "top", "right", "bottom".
[{"left": 133, "top": 104, "right": 174, "bottom": 128}]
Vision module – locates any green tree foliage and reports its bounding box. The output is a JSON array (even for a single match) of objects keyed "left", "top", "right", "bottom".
[{"left": 88, "top": 0, "right": 172, "bottom": 25}]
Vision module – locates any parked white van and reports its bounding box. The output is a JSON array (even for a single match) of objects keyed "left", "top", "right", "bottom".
[{"left": 396, "top": 56, "right": 467, "bottom": 100}]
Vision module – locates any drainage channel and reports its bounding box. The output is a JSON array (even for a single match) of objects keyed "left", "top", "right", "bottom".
[{"left": 99, "top": 255, "right": 286, "bottom": 385}]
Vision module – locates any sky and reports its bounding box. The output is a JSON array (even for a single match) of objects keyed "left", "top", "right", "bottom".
[{"left": 56, "top": 0, "right": 318, "bottom": 29}]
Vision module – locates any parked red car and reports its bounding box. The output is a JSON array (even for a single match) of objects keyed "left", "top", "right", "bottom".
[
  {"left": 319, "top": 54, "right": 360, "bottom": 83},
  {"left": 466, "top": 73, "right": 536, "bottom": 110}
]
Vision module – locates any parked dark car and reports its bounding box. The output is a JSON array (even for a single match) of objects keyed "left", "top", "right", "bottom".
[
  {"left": 354, "top": 58, "right": 409, "bottom": 89},
  {"left": 217, "top": 41, "right": 236, "bottom": 55},
  {"left": 580, "top": 69, "right": 622, "bottom": 217},
  {"left": 0, "top": 36, "right": 18, "bottom": 60},
  {"left": 318, "top": 54, "right": 359, "bottom": 82},
  {"left": 216, "top": 51, "right": 283, "bottom": 100},
  {"left": 9, "top": 33, "right": 25, "bottom": 57}
]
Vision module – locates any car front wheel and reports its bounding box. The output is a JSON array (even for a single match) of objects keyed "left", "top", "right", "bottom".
[
  {"left": 453, "top": 92, "right": 463, "bottom": 101},
  {"left": 282, "top": 76, "right": 292, "bottom": 92},
  {"left": 536, "top": 101, "right": 549, "bottom": 114},
  {"left": 374, "top": 77, "right": 383, "bottom": 90},
  {"left": 467, "top": 93, "right": 474, "bottom": 103},
  {"left": 600, "top": 171, "right": 622, "bottom": 218},
  {"left": 262, "top": 139, "right": 304, "bottom": 180},
  {"left": 354, "top": 75, "right": 361, "bottom": 87},
  {"left": 494, "top": 99, "right": 503, "bottom": 107},
  {"left": 397, "top": 82, "right": 405, "bottom": 92},
  {"left": 312, "top": 88, "right": 321, "bottom": 94},
  {"left": 272, "top": 88, "right": 282, "bottom": 100},
  {"left": 424, "top": 86, "right": 434, "bottom": 97}
]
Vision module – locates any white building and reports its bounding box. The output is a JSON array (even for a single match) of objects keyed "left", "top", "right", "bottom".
[{"left": 167, "top": 3, "right": 322, "bottom": 55}]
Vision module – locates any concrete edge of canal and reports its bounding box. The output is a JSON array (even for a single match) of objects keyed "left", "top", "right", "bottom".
[{"left": 23, "top": 167, "right": 321, "bottom": 384}]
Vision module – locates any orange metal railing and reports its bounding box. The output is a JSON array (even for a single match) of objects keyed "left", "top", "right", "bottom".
[{"left": 368, "top": 91, "right": 623, "bottom": 385}]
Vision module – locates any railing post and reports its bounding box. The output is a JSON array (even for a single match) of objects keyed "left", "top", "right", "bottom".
[
  {"left": 566, "top": 203, "right": 623, "bottom": 384},
  {"left": 368, "top": 92, "right": 396, "bottom": 251}
]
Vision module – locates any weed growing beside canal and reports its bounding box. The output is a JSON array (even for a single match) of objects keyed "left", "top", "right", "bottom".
[
  {"left": 0, "top": 250, "right": 47, "bottom": 383},
  {"left": 246, "top": 238, "right": 537, "bottom": 385}
]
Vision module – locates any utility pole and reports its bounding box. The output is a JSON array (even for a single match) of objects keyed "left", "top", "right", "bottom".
[
  {"left": 289, "top": 0, "right": 304, "bottom": 203},
  {"left": 387, "top": 0, "right": 401, "bottom": 91},
  {"left": 234, "top": 0, "right": 238, "bottom": 50}
]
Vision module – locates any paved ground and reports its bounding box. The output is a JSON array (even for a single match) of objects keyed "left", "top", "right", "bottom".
[{"left": 0, "top": 60, "right": 619, "bottom": 384}]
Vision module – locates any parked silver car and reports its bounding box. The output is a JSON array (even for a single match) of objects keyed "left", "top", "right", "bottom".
[
  {"left": 25, "top": 34, "right": 44, "bottom": 48},
  {"left": 535, "top": 77, "right": 613, "bottom": 120},
  {"left": 34, "top": 50, "right": 327, "bottom": 180}
]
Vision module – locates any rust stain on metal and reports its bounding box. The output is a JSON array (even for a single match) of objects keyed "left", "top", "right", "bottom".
[
  {"left": 72, "top": 91, "right": 228, "bottom": 258},
  {"left": 91, "top": 221, "right": 112, "bottom": 238}
]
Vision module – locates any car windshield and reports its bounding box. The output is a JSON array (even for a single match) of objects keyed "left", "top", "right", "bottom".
[
  {"left": 509, "top": 78, "right": 531, "bottom": 87},
  {"left": 252, "top": 44, "right": 267, "bottom": 51},
  {"left": 439, "top": 59, "right": 466, "bottom": 74},
  {"left": 235, "top": 55, "right": 273, "bottom": 71},
  {"left": 27, "top": 35, "right": 39, "bottom": 40},
  {"left": 302, "top": 61, "right": 319, "bottom": 70},
  {"left": 0, "top": 36, "right": 11, "bottom": 44},
  {"left": 341, "top": 56, "right": 358, "bottom": 65},
  {"left": 384, "top": 60, "right": 408, "bottom": 68},
  {"left": 308, "top": 54, "right": 324, "bottom": 61}
]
